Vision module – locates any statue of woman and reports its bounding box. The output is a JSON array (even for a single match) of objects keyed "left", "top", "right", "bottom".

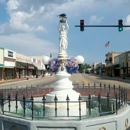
[{"left": 58, "top": 20, "right": 69, "bottom": 55}]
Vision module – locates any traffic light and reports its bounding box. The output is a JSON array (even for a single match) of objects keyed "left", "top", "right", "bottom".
[
  {"left": 118, "top": 19, "right": 123, "bottom": 32},
  {"left": 80, "top": 20, "right": 84, "bottom": 31}
]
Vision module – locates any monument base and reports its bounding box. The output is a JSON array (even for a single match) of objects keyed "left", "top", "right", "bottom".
[{"left": 42, "top": 102, "right": 87, "bottom": 118}]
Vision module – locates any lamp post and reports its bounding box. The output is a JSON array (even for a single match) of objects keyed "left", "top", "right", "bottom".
[
  {"left": 42, "top": 55, "right": 50, "bottom": 76},
  {"left": 75, "top": 55, "right": 84, "bottom": 73},
  {"left": 26, "top": 63, "right": 29, "bottom": 80}
]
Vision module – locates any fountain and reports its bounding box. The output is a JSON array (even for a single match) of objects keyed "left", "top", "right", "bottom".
[{"left": 0, "top": 14, "right": 130, "bottom": 130}]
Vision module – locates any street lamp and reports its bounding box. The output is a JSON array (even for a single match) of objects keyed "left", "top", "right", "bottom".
[
  {"left": 75, "top": 55, "right": 84, "bottom": 73},
  {"left": 42, "top": 55, "right": 50, "bottom": 75}
]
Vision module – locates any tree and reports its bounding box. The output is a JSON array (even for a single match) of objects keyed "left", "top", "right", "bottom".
[{"left": 78, "top": 63, "right": 91, "bottom": 73}]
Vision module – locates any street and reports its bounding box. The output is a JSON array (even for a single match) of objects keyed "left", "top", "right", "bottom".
[
  {"left": 81, "top": 73, "right": 130, "bottom": 88},
  {"left": 0, "top": 73, "right": 129, "bottom": 89}
]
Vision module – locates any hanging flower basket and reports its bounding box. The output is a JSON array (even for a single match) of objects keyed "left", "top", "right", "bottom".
[
  {"left": 49, "top": 58, "right": 59, "bottom": 73},
  {"left": 66, "top": 57, "right": 79, "bottom": 74},
  {"left": 49, "top": 57, "right": 79, "bottom": 74}
]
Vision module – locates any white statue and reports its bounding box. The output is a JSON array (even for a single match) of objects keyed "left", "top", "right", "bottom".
[{"left": 58, "top": 20, "right": 69, "bottom": 55}]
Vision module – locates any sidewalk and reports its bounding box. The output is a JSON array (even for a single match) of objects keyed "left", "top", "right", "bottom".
[
  {"left": 0, "top": 75, "right": 49, "bottom": 85},
  {"left": 91, "top": 73, "right": 130, "bottom": 83}
]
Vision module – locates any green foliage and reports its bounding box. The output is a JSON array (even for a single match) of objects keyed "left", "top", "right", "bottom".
[{"left": 78, "top": 63, "right": 91, "bottom": 73}]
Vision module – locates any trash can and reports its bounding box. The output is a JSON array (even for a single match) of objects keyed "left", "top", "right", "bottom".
[{"left": 36, "top": 75, "right": 38, "bottom": 78}]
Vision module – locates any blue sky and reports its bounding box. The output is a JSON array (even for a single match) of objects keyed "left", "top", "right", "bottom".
[{"left": 0, "top": 0, "right": 130, "bottom": 65}]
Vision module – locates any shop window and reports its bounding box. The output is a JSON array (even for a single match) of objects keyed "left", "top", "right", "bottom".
[{"left": 33, "top": 58, "right": 36, "bottom": 63}]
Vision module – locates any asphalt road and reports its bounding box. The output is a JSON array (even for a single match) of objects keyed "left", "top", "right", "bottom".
[
  {"left": 0, "top": 75, "right": 57, "bottom": 89},
  {"left": 81, "top": 73, "right": 130, "bottom": 88},
  {"left": 0, "top": 73, "right": 130, "bottom": 90}
]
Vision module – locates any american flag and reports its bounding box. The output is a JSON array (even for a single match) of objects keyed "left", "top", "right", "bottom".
[{"left": 105, "top": 41, "right": 109, "bottom": 47}]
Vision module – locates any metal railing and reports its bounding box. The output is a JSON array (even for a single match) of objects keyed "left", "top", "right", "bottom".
[{"left": 0, "top": 84, "right": 128, "bottom": 120}]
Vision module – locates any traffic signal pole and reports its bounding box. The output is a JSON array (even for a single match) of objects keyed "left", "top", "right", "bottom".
[
  {"left": 75, "top": 25, "right": 130, "bottom": 27},
  {"left": 77, "top": 19, "right": 130, "bottom": 31}
]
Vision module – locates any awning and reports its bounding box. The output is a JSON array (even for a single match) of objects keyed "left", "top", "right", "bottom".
[
  {"left": 106, "top": 64, "right": 119, "bottom": 70},
  {"left": 111, "top": 64, "right": 119, "bottom": 69},
  {"left": 16, "top": 61, "right": 37, "bottom": 69},
  {"left": 16, "top": 62, "right": 25, "bottom": 69}
]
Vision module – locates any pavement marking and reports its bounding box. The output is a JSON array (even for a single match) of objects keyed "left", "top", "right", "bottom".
[
  {"left": 82, "top": 78, "right": 89, "bottom": 86},
  {"left": 80, "top": 75, "right": 89, "bottom": 86}
]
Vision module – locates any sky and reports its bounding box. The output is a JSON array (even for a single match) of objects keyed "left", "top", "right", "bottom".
[{"left": 0, "top": 0, "right": 130, "bottom": 65}]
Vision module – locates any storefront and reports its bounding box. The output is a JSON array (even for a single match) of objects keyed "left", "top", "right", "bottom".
[
  {"left": 16, "top": 53, "right": 37, "bottom": 78},
  {"left": 15, "top": 62, "right": 25, "bottom": 78},
  {"left": 16, "top": 61, "right": 37, "bottom": 77},
  {"left": 4, "top": 49, "right": 16, "bottom": 80},
  {"left": 0, "top": 47, "right": 4, "bottom": 80},
  {"left": 32, "top": 58, "right": 45, "bottom": 76}
]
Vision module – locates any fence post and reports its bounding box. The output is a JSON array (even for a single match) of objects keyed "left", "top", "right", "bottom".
[
  {"left": 104, "top": 84, "right": 106, "bottom": 96},
  {"left": 8, "top": 94, "right": 11, "bottom": 113},
  {"left": 94, "top": 83, "right": 96, "bottom": 95},
  {"left": 31, "top": 95, "right": 34, "bottom": 120},
  {"left": 115, "top": 92, "right": 118, "bottom": 115},
  {"left": 119, "top": 85, "right": 121, "bottom": 94},
  {"left": 113, "top": 84, "right": 115, "bottom": 96},
  {"left": 126, "top": 88, "right": 127, "bottom": 104},
  {"left": 78, "top": 95, "right": 82, "bottom": 120},
  {"left": 37, "top": 84, "right": 39, "bottom": 96},
  {"left": 26, "top": 86, "right": 28, "bottom": 98},
  {"left": 42, "top": 95, "right": 46, "bottom": 117},
  {"left": 15, "top": 92, "right": 18, "bottom": 114},
  {"left": 118, "top": 90, "right": 121, "bottom": 109},
  {"left": 124, "top": 88, "right": 125, "bottom": 105},
  {"left": 88, "top": 83, "right": 90, "bottom": 95},
  {"left": 16, "top": 87, "right": 19, "bottom": 98},
  {"left": 98, "top": 93, "right": 101, "bottom": 115},
  {"left": 107, "top": 92, "right": 110, "bottom": 111},
  {"left": 121, "top": 88, "right": 123, "bottom": 104},
  {"left": 100, "top": 83, "right": 102, "bottom": 95},
  {"left": 66, "top": 95, "right": 70, "bottom": 117},
  {"left": 54, "top": 95, "right": 58, "bottom": 117},
  {"left": 23, "top": 95, "right": 26, "bottom": 117},
  {"left": 1, "top": 92, "right": 4, "bottom": 114},
  {"left": 108, "top": 84, "right": 111, "bottom": 95},
  {"left": 88, "top": 94, "right": 91, "bottom": 116}
]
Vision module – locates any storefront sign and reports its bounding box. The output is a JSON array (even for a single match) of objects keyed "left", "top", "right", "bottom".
[
  {"left": 4, "top": 49, "right": 16, "bottom": 59},
  {"left": 0, "top": 48, "right": 4, "bottom": 66},
  {"left": 28, "top": 66, "right": 34, "bottom": 69},
  {"left": 4, "top": 61, "right": 15, "bottom": 67},
  {"left": 4, "top": 57, "right": 15, "bottom": 62},
  {"left": 8, "top": 51, "right": 13, "bottom": 57}
]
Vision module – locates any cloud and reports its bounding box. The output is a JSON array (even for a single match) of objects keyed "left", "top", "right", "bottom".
[
  {"left": 0, "top": 33, "right": 58, "bottom": 55},
  {"left": 0, "top": 0, "right": 126, "bottom": 35},
  {"left": 89, "top": 15, "right": 104, "bottom": 24},
  {"left": 124, "top": 14, "right": 130, "bottom": 30},
  {"left": 0, "top": 0, "right": 5, "bottom": 3},
  {"left": 0, "top": 0, "right": 116, "bottom": 35}
]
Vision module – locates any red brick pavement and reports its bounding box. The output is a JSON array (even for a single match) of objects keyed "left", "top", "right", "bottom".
[{"left": 0, "top": 87, "right": 129, "bottom": 100}]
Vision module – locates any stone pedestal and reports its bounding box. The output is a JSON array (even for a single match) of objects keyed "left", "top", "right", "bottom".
[
  {"left": 46, "top": 63, "right": 80, "bottom": 101},
  {"left": 45, "top": 57, "right": 87, "bottom": 117}
]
